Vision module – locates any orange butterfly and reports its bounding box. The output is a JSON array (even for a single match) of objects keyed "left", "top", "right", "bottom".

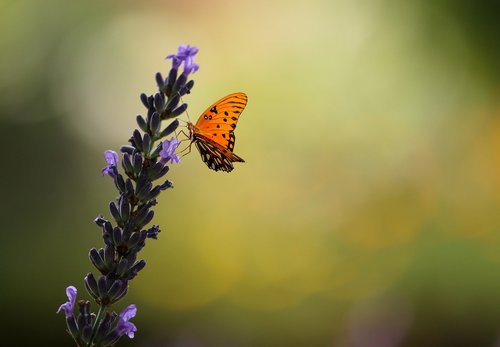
[{"left": 187, "top": 92, "right": 248, "bottom": 172}]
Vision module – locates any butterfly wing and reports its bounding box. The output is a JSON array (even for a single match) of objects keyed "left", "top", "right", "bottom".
[
  {"left": 194, "top": 92, "right": 247, "bottom": 153},
  {"left": 194, "top": 135, "right": 244, "bottom": 172}
]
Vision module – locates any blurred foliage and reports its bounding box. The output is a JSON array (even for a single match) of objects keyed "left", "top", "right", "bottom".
[{"left": 1, "top": 0, "right": 499, "bottom": 346}]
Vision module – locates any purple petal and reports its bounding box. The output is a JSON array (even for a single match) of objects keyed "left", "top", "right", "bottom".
[
  {"left": 165, "top": 44, "right": 199, "bottom": 74},
  {"left": 159, "top": 138, "right": 181, "bottom": 165},
  {"left": 120, "top": 304, "right": 137, "bottom": 321},
  {"left": 115, "top": 304, "right": 137, "bottom": 338},
  {"left": 102, "top": 150, "right": 119, "bottom": 177},
  {"left": 56, "top": 285, "right": 77, "bottom": 318},
  {"left": 165, "top": 55, "right": 182, "bottom": 69},
  {"left": 104, "top": 150, "right": 118, "bottom": 166}
]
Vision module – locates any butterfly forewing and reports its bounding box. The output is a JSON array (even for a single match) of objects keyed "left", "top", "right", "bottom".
[{"left": 195, "top": 92, "right": 247, "bottom": 152}]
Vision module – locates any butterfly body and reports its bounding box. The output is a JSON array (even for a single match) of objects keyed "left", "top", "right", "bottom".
[{"left": 187, "top": 92, "right": 247, "bottom": 172}]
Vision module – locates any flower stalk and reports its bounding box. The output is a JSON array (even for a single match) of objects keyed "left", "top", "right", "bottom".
[{"left": 57, "top": 44, "right": 199, "bottom": 346}]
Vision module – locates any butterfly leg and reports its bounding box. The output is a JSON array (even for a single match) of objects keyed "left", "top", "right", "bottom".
[
  {"left": 180, "top": 141, "right": 193, "bottom": 158},
  {"left": 176, "top": 129, "right": 191, "bottom": 140}
]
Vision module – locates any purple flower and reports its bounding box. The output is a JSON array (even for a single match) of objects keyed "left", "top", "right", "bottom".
[
  {"left": 56, "top": 286, "right": 77, "bottom": 318},
  {"left": 165, "top": 44, "right": 199, "bottom": 74},
  {"left": 102, "top": 150, "right": 119, "bottom": 177},
  {"left": 115, "top": 304, "right": 137, "bottom": 338},
  {"left": 159, "top": 138, "right": 181, "bottom": 164}
]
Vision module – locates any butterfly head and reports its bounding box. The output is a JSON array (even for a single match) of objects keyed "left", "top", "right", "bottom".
[{"left": 186, "top": 121, "right": 195, "bottom": 140}]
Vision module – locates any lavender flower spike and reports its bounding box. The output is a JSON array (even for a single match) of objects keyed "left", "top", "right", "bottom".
[
  {"left": 56, "top": 285, "right": 77, "bottom": 318},
  {"left": 166, "top": 44, "right": 199, "bottom": 74},
  {"left": 102, "top": 150, "right": 119, "bottom": 177},
  {"left": 159, "top": 138, "right": 181, "bottom": 164},
  {"left": 115, "top": 304, "right": 138, "bottom": 338},
  {"left": 59, "top": 45, "right": 200, "bottom": 345}
]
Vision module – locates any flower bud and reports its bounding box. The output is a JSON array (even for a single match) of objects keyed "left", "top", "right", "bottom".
[
  {"left": 125, "top": 179, "right": 134, "bottom": 197},
  {"left": 89, "top": 248, "right": 107, "bottom": 274},
  {"left": 149, "top": 112, "right": 161, "bottom": 137},
  {"left": 132, "top": 130, "right": 143, "bottom": 151},
  {"left": 155, "top": 72, "right": 164, "bottom": 89},
  {"left": 179, "top": 79, "right": 194, "bottom": 95},
  {"left": 164, "top": 94, "right": 180, "bottom": 114},
  {"left": 147, "top": 162, "right": 169, "bottom": 181},
  {"left": 136, "top": 115, "right": 148, "bottom": 132},
  {"left": 133, "top": 205, "right": 150, "bottom": 228},
  {"left": 103, "top": 245, "right": 115, "bottom": 271},
  {"left": 172, "top": 74, "right": 187, "bottom": 96},
  {"left": 103, "top": 221, "right": 113, "bottom": 235},
  {"left": 84, "top": 273, "right": 99, "bottom": 300},
  {"left": 77, "top": 300, "right": 92, "bottom": 327},
  {"left": 112, "top": 227, "right": 123, "bottom": 246},
  {"left": 150, "top": 142, "right": 163, "bottom": 157},
  {"left": 94, "top": 312, "right": 115, "bottom": 345},
  {"left": 119, "top": 196, "right": 130, "bottom": 222},
  {"left": 141, "top": 211, "right": 154, "bottom": 228},
  {"left": 142, "top": 133, "right": 152, "bottom": 154},
  {"left": 97, "top": 276, "right": 109, "bottom": 301},
  {"left": 160, "top": 119, "right": 179, "bottom": 138},
  {"left": 122, "top": 153, "right": 134, "bottom": 177},
  {"left": 143, "top": 186, "right": 161, "bottom": 202},
  {"left": 66, "top": 316, "right": 79, "bottom": 341},
  {"left": 120, "top": 145, "right": 136, "bottom": 154},
  {"left": 140, "top": 93, "right": 150, "bottom": 108},
  {"left": 132, "top": 153, "right": 143, "bottom": 176},
  {"left": 136, "top": 181, "right": 153, "bottom": 202},
  {"left": 165, "top": 68, "right": 178, "bottom": 96},
  {"left": 145, "top": 225, "right": 161, "bottom": 239},
  {"left": 95, "top": 216, "right": 107, "bottom": 228},
  {"left": 116, "top": 258, "right": 129, "bottom": 277},
  {"left": 108, "top": 280, "right": 127, "bottom": 304},
  {"left": 114, "top": 174, "right": 126, "bottom": 193},
  {"left": 127, "top": 260, "right": 146, "bottom": 280},
  {"left": 154, "top": 93, "right": 165, "bottom": 111},
  {"left": 109, "top": 201, "right": 122, "bottom": 226},
  {"left": 171, "top": 103, "right": 187, "bottom": 117},
  {"left": 160, "top": 180, "right": 173, "bottom": 190}
]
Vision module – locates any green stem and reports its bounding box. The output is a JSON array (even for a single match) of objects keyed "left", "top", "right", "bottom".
[{"left": 87, "top": 304, "right": 106, "bottom": 347}]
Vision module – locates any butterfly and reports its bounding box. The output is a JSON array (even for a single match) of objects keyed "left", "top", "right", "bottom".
[{"left": 187, "top": 92, "right": 248, "bottom": 172}]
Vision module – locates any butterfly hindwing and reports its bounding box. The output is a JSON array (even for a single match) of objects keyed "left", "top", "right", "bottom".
[{"left": 194, "top": 135, "right": 244, "bottom": 172}]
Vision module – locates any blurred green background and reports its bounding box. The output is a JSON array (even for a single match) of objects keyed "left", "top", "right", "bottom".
[{"left": 1, "top": 0, "right": 500, "bottom": 346}]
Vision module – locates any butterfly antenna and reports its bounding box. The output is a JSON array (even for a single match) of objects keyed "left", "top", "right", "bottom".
[
  {"left": 174, "top": 96, "right": 189, "bottom": 137},
  {"left": 179, "top": 94, "right": 192, "bottom": 123}
]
